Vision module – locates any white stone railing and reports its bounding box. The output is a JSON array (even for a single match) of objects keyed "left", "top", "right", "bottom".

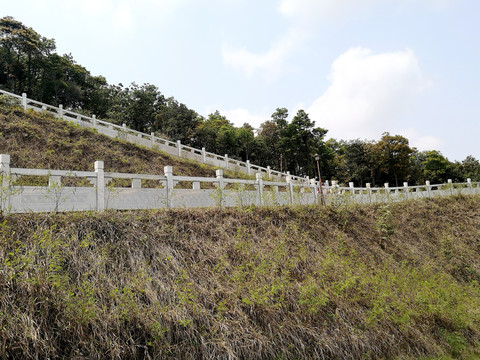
[
  {"left": 1, "top": 154, "right": 479, "bottom": 214},
  {"left": 0, "top": 89, "right": 304, "bottom": 182}
]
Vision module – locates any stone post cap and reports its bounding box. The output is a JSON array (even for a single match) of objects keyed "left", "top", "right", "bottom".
[
  {"left": 0, "top": 154, "right": 10, "bottom": 164},
  {"left": 94, "top": 160, "right": 104, "bottom": 170}
]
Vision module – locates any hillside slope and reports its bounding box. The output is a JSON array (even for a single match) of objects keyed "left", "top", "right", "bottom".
[
  {"left": 0, "top": 103, "right": 243, "bottom": 178},
  {"left": 1, "top": 196, "right": 479, "bottom": 359}
]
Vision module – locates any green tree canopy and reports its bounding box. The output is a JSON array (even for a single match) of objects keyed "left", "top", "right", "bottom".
[
  {"left": 373, "top": 133, "right": 413, "bottom": 187},
  {"left": 421, "top": 150, "right": 452, "bottom": 184}
]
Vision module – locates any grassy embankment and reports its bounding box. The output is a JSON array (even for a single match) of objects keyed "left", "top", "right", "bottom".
[
  {"left": 0, "top": 99, "right": 479, "bottom": 359},
  {"left": 0, "top": 100, "right": 249, "bottom": 181},
  {"left": 0, "top": 196, "right": 479, "bottom": 359}
]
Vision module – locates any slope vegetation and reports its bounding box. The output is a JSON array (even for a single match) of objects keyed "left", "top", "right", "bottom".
[
  {"left": 1, "top": 97, "right": 479, "bottom": 359},
  {"left": 1, "top": 196, "right": 479, "bottom": 359},
  {"left": 0, "top": 103, "right": 239, "bottom": 178}
]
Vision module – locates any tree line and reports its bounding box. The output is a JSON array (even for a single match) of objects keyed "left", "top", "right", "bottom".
[{"left": 1, "top": 16, "right": 479, "bottom": 185}]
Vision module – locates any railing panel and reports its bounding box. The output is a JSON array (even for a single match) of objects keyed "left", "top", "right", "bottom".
[{"left": 9, "top": 186, "right": 96, "bottom": 213}]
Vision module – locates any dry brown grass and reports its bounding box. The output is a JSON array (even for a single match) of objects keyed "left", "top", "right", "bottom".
[
  {"left": 0, "top": 106, "right": 245, "bottom": 179},
  {"left": 0, "top": 195, "right": 479, "bottom": 359}
]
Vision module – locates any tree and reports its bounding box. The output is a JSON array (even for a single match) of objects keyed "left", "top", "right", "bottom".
[
  {"left": 194, "top": 111, "right": 231, "bottom": 153},
  {"left": 154, "top": 97, "right": 200, "bottom": 144},
  {"left": 236, "top": 124, "right": 255, "bottom": 160},
  {"left": 343, "top": 139, "right": 372, "bottom": 186},
  {"left": 373, "top": 133, "right": 413, "bottom": 187},
  {"left": 216, "top": 123, "right": 237, "bottom": 156},
  {"left": 257, "top": 120, "right": 282, "bottom": 168},
  {"left": 82, "top": 75, "right": 111, "bottom": 118},
  {"left": 271, "top": 107, "right": 288, "bottom": 129},
  {"left": 123, "top": 83, "right": 165, "bottom": 133},
  {"left": 37, "top": 53, "right": 90, "bottom": 108},
  {"left": 459, "top": 155, "right": 480, "bottom": 181},
  {"left": 0, "top": 16, "right": 55, "bottom": 94},
  {"left": 421, "top": 150, "right": 452, "bottom": 184},
  {"left": 407, "top": 149, "right": 426, "bottom": 185},
  {"left": 283, "top": 109, "right": 327, "bottom": 177}
]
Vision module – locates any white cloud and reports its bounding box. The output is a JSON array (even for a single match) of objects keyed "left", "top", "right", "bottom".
[
  {"left": 306, "top": 47, "right": 431, "bottom": 141},
  {"left": 401, "top": 129, "right": 443, "bottom": 151},
  {"left": 222, "top": 28, "right": 304, "bottom": 79},
  {"left": 223, "top": 0, "right": 454, "bottom": 79},
  {"left": 222, "top": 108, "right": 268, "bottom": 129}
]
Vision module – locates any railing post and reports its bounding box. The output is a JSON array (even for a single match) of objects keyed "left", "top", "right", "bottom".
[
  {"left": 92, "top": 115, "right": 97, "bottom": 128},
  {"left": 164, "top": 166, "right": 174, "bottom": 208},
  {"left": 256, "top": 173, "right": 264, "bottom": 206},
  {"left": 403, "top": 182, "right": 409, "bottom": 199},
  {"left": 216, "top": 169, "right": 225, "bottom": 208},
  {"left": 151, "top": 132, "right": 155, "bottom": 147},
  {"left": 349, "top": 182, "right": 355, "bottom": 195},
  {"left": 132, "top": 178, "right": 141, "bottom": 189},
  {"left": 122, "top": 123, "right": 127, "bottom": 131},
  {"left": 246, "top": 160, "right": 251, "bottom": 175},
  {"left": 95, "top": 160, "right": 105, "bottom": 211},
  {"left": 286, "top": 174, "right": 294, "bottom": 205},
  {"left": 22, "top": 93, "right": 27, "bottom": 110},
  {"left": 310, "top": 178, "right": 318, "bottom": 203},
  {"left": 202, "top": 147, "right": 206, "bottom": 163},
  {"left": 366, "top": 183, "right": 372, "bottom": 202},
  {"left": 426, "top": 181, "right": 431, "bottom": 197},
  {"left": 58, "top": 104, "right": 64, "bottom": 117},
  {"left": 384, "top": 183, "right": 390, "bottom": 201},
  {"left": 48, "top": 175, "right": 61, "bottom": 187},
  {"left": 267, "top": 166, "right": 271, "bottom": 178},
  {"left": 448, "top": 179, "right": 453, "bottom": 195},
  {"left": 467, "top": 178, "right": 472, "bottom": 193},
  {"left": 177, "top": 140, "right": 182, "bottom": 157},
  {"left": 225, "top": 154, "right": 229, "bottom": 169},
  {"left": 1, "top": 154, "right": 11, "bottom": 212},
  {"left": 216, "top": 169, "right": 224, "bottom": 189}
]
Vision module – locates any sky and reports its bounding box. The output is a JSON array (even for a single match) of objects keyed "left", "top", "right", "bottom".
[{"left": 2, "top": 0, "right": 479, "bottom": 161}]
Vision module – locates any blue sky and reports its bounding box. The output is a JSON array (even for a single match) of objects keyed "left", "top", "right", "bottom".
[{"left": 3, "top": 0, "right": 479, "bottom": 161}]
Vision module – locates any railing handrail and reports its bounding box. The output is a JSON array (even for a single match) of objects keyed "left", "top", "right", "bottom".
[
  {"left": 2, "top": 153, "right": 478, "bottom": 214},
  {"left": 6, "top": 160, "right": 474, "bottom": 192}
]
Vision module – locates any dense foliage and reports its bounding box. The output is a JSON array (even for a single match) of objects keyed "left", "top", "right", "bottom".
[{"left": 1, "top": 16, "right": 479, "bottom": 185}]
